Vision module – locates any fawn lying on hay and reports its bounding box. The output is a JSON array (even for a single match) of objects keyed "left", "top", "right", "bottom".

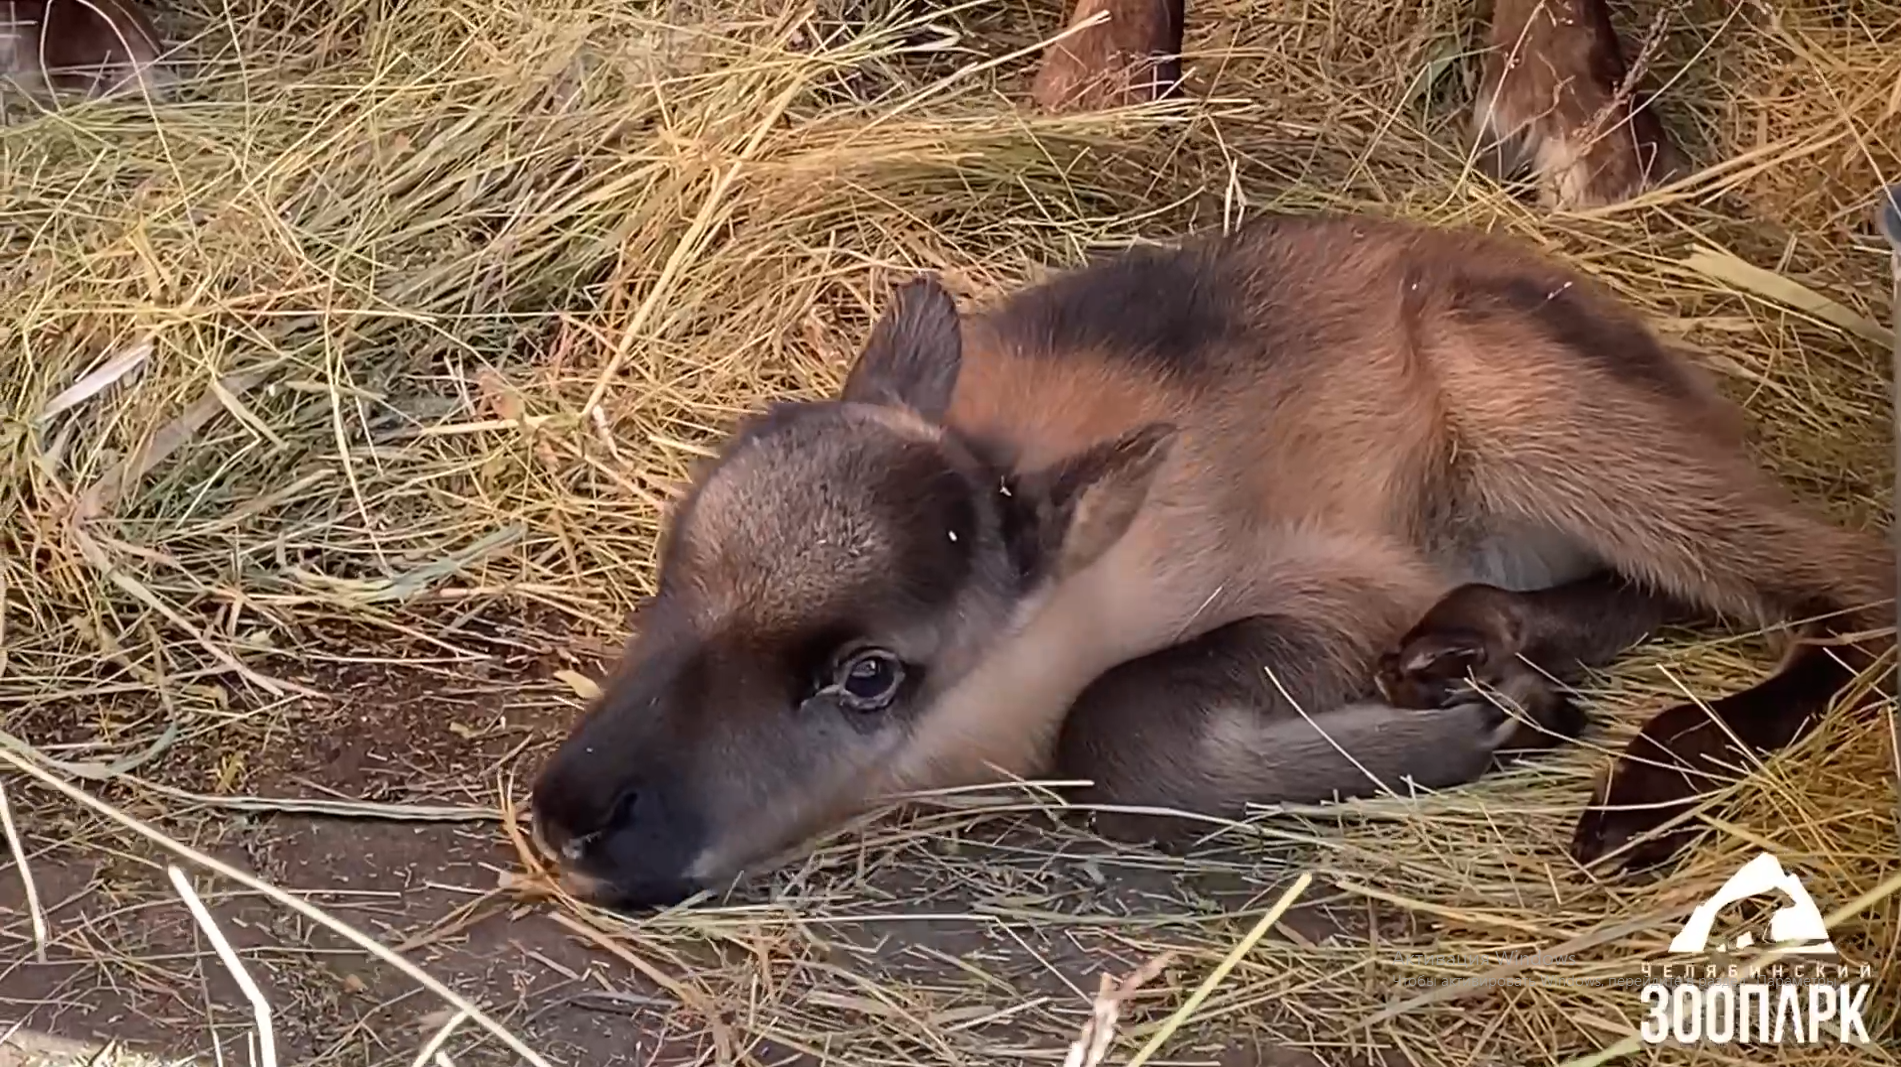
[
  {"left": 529, "top": 211, "right": 1893, "bottom": 910},
  {"left": 1, "top": 0, "right": 168, "bottom": 100}
]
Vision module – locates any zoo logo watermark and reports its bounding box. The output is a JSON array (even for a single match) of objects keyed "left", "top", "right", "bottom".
[{"left": 1639, "top": 852, "right": 1873, "bottom": 1046}]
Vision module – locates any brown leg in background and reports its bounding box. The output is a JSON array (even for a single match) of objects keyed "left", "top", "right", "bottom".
[
  {"left": 1029, "top": 0, "right": 1185, "bottom": 113},
  {"left": 1471, "top": 0, "right": 1686, "bottom": 209}
]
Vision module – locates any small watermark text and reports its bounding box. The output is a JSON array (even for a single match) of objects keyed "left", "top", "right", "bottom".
[{"left": 1386, "top": 950, "right": 1582, "bottom": 968}]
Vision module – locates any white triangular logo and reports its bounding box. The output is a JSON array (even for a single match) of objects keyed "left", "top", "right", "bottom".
[{"left": 1669, "top": 852, "right": 1837, "bottom": 955}]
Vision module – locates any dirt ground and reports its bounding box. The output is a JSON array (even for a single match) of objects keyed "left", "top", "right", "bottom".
[{"left": 0, "top": 627, "right": 1397, "bottom": 1067}]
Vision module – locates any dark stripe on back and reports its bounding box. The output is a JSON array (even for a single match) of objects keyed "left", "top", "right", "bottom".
[
  {"left": 989, "top": 243, "right": 1244, "bottom": 378},
  {"left": 1448, "top": 272, "right": 1699, "bottom": 402}
]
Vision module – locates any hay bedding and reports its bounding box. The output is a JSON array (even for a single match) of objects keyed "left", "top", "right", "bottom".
[{"left": 0, "top": 0, "right": 1895, "bottom": 1064}]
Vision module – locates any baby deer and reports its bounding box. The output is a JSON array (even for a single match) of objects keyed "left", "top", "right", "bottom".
[{"left": 530, "top": 212, "right": 1892, "bottom": 909}]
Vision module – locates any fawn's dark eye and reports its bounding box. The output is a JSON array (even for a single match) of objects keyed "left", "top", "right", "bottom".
[{"left": 830, "top": 648, "right": 905, "bottom": 712}]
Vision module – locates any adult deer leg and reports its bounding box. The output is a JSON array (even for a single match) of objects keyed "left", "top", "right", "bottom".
[
  {"left": 1472, "top": 0, "right": 1686, "bottom": 208},
  {"left": 1029, "top": 0, "right": 1185, "bottom": 112}
]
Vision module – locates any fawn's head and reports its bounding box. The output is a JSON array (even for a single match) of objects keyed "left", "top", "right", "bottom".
[{"left": 529, "top": 277, "right": 1176, "bottom": 908}]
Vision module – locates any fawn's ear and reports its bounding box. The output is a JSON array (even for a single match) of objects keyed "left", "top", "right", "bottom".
[
  {"left": 840, "top": 275, "right": 963, "bottom": 422},
  {"left": 1005, "top": 422, "right": 1178, "bottom": 585}
]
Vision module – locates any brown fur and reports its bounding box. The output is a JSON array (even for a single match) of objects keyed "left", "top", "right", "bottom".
[
  {"left": 528, "top": 211, "right": 1892, "bottom": 909},
  {"left": 1472, "top": 0, "right": 1686, "bottom": 208},
  {"left": 1, "top": 0, "right": 169, "bottom": 101},
  {"left": 1022, "top": 0, "right": 1685, "bottom": 209},
  {"left": 1029, "top": 0, "right": 1184, "bottom": 112}
]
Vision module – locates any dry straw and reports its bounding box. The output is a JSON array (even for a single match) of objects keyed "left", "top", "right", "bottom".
[{"left": 1, "top": 0, "right": 1897, "bottom": 1065}]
